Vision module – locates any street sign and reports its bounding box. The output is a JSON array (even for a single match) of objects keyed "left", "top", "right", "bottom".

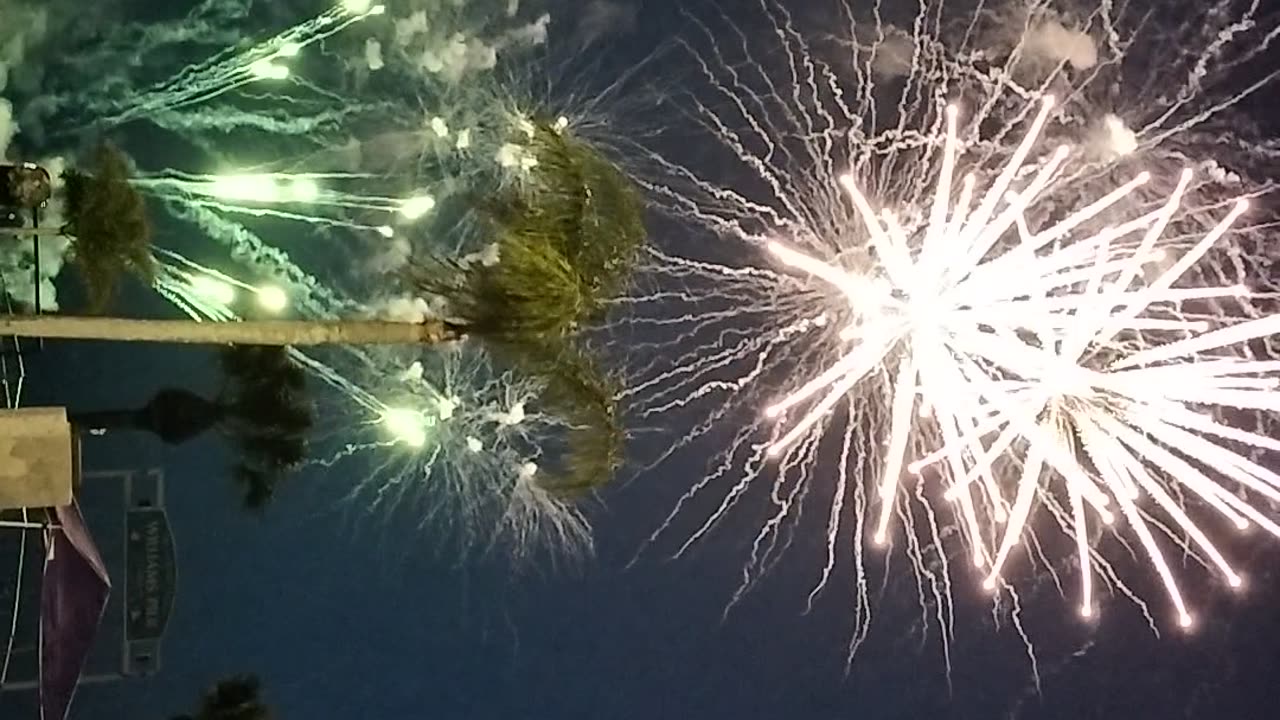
[{"left": 124, "top": 507, "right": 175, "bottom": 645}]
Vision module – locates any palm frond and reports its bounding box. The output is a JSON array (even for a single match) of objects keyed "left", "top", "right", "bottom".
[
  {"left": 232, "top": 465, "right": 273, "bottom": 511},
  {"left": 497, "top": 339, "right": 625, "bottom": 499},
  {"left": 217, "top": 345, "right": 313, "bottom": 509},
  {"left": 411, "top": 120, "right": 647, "bottom": 345},
  {"left": 522, "top": 123, "right": 646, "bottom": 300}
]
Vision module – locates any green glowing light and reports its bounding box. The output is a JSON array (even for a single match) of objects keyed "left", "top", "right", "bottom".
[
  {"left": 249, "top": 59, "right": 290, "bottom": 80},
  {"left": 209, "top": 174, "right": 277, "bottom": 201},
  {"left": 286, "top": 178, "right": 320, "bottom": 202},
  {"left": 190, "top": 276, "right": 237, "bottom": 306},
  {"left": 256, "top": 285, "right": 289, "bottom": 312},
  {"left": 399, "top": 194, "right": 436, "bottom": 220},
  {"left": 383, "top": 407, "right": 429, "bottom": 448}
]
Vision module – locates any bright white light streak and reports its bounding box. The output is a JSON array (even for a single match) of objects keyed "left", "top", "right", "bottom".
[{"left": 209, "top": 174, "right": 278, "bottom": 201}]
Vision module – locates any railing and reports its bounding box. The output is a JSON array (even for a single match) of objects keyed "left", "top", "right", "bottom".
[{"left": 0, "top": 195, "right": 47, "bottom": 391}]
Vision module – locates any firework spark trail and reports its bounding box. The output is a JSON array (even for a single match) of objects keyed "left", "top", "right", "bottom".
[
  {"left": 620, "top": 0, "right": 1280, "bottom": 667},
  {"left": 136, "top": 171, "right": 413, "bottom": 236},
  {"left": 160, "top": 202, "right": 364, "bottom": 319},
  {"left": 96, "top": 2, "right": 387, "bottom": 126},
  {"left": 145, "top": 104, "right": 365, "bottom": 139}
]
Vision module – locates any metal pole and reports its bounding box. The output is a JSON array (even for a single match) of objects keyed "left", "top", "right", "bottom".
[
  {"left": 0, "top": 227, "right": 58, "bottom": 239},
  {"left": 31, "top": 208, "right": 40, "bottom": 316}
]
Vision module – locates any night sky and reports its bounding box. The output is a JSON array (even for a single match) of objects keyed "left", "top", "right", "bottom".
[{"left": 3, "top": 0, "right": 1280, "bottom": 718}]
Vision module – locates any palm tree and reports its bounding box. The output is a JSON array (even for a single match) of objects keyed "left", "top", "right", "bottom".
[
  {"left": 415, "top": 120, "right": 640, "bottom": 496},
  {"left": 72, "top": 345, "right": 313, "bottom": 509},
  {"left": 0, "top": 145, "right": 154, "bottom": 311},
  {"left": 62, "top": 143, "right": 155, "bottom": 311},
  {"left": 0, "top": 121, "right": 645, "bottom": 347},
  {"left": 171, "top": 673, "right": 272, "bottom": 720}
]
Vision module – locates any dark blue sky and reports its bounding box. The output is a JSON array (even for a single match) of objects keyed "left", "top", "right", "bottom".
[{"left": 4, "top": 0, "right": 1280, "bottom": 718}]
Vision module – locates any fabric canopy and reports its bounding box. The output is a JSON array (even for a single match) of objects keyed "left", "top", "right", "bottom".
[{"left": 40, "top": 504, "right": 111, "bottom": 720}]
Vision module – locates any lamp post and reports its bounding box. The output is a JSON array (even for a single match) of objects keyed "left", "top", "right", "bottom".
[{"left": 0, "top": 163, "right": 52, "bottom": 210}]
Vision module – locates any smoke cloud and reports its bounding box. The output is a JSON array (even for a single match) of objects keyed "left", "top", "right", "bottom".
[
  {"left": 0, "top": 99, "right": 14, "bottom": 156},
  {"left": 869, "top": 26, "right": 915, "bottom": 79},
  {"left": 573, "top": 1, "right": 637, "bottom": 49},
  {"left": 1023, "top": 18, "right": 1097, "bottom": 71},
  {"left": 370, "top": 293, "right": 452, "bottom": 324},
  {"left": 390, "top": 1, "right": 552, "bottom": 83},
  {"left": 1086, "top": 113, "right": 1138, "bottom": 160}
]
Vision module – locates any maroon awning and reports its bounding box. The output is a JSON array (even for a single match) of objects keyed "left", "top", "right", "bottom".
[{"left": 39, "top": 504, "right": 111, "bottom": 720}]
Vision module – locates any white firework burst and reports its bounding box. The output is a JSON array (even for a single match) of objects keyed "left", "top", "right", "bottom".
[
  {"left": 763, "top": 94, "right": 1264, "bottom": 630},
  {"left": 620, "top": 0, "right": 1280, "bottom": 665}
]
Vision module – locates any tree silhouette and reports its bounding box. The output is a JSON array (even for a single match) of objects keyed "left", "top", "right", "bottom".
[
  {"left": 217, "top": 344, "right": 312, "bottom": 509},
  {"left": 171, "top": 673, "right": 272, "bottom": 720},
  {"left": 72, "top": 345, "right": 313, "bottom": 510}
]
